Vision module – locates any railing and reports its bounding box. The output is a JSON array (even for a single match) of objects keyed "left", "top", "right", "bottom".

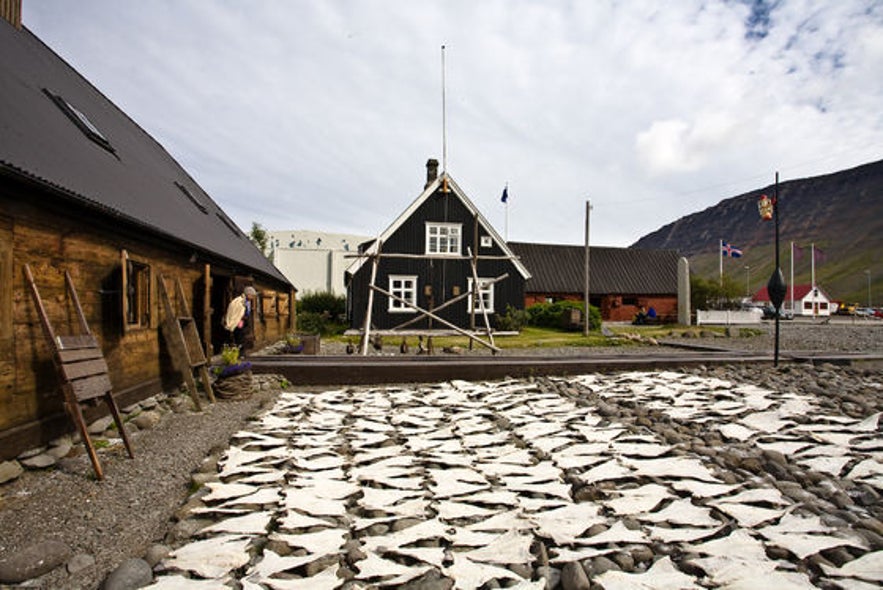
[{"left": 696, "top": 310, "right": 763, "bottom": 325}]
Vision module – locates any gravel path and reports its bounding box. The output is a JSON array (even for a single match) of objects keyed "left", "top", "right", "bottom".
[
  {"left": 0, "top": 380, "right": 288, "bottom": 589},
  {"left": 0, "top": 321, "right": 880, "bottom": 589}
]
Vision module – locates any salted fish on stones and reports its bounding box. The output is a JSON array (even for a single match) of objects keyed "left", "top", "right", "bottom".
[
  {"left": 461, "top": 529, "right": 534, "bottom": 565},
  {"left": 594, "top": 555, "right": 700, "bottom": 590},
  {"left": 444, "top": 554, "right": 531, "bottom": 590},
  {"left": 164, "top": 534, "right": 252, "bottom": 579},
  {"left": 820, "top": 550, "right": 883, "bottom": 583}
]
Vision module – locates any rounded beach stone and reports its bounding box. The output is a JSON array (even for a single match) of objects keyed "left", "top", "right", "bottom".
[
  {"left": 0, "top": 460, "right": 23, "bottom": 484},
  {"left": 19, "top": 452, "right": 57, "bottom": 469},
  {"left": 132, "top": 410, "right": 162, "bottom": 430},
  {"left": 144, "top": 545, "right": 170, "bottom": 567},
  {"left": 87, "top": 415, "right": 114, "bottom": 434},
  {"left": 560, "top": 561, "right": 591, "bottom": 590},
  {"left": 102, "top": 558, "right": 153, "bottom": 590},
  {"left": 66, "top": 552, "right": 95, "bottom": 575},
  {"left": 0, "top": 540, "right": 71, "bottom": 584}
]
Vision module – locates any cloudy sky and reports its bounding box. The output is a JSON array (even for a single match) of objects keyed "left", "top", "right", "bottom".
[{"left": 23, "top": 1, "right": 883, "bottom": 247}]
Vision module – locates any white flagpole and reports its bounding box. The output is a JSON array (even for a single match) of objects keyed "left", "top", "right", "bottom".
[
  {"left": 811, "top": 243, "right": 816, "bottom": 317},
  {"left": 441, "top": 45, "right": 447, "bottom": 173},
  {"left": 811, "top": 243, "right": 815, "bottom": 289},
  {"left": 505, "top": 189, "right": 509, "bottom": 241},
  {"left": 719, "top": 239, "right": 723, "bottom": 287},
  {"left": 789, "top": 241, "right": 794, "bottom": 313}
]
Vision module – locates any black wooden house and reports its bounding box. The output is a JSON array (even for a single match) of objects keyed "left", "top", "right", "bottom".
[{"left": 346, "top": 160, "right": 530, "bottom": 332}]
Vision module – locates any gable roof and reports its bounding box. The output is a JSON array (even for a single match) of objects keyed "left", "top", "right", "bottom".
[
  {"left": 0, "top": 22, "right": 289, "bottom": 286},
  {"left": 508, "top": 242, "right": 680, "bottom": 295},
  {"left": 754, "top": 284, "right": 830, "bottom": 302},
  {"left": 345, "top": 172, "right": 531, "bottom": 280}
]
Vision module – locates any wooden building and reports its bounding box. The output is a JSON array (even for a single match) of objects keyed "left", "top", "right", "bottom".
[
  {"left": 508, "top": 242, "right": 681, "bottom": 322},
  {"left": 0, "top": 7, "right": 294, "bottom": 459},
  {"left": 754, "top": 284, "right": 833, "bottom": 317},
  {"left": 346, "top": 160, "right": 531, "bottom": 332}
]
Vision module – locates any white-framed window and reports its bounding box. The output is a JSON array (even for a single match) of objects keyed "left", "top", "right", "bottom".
[
  {"left": 426, "top": 223, "right": 461, "bottom": 256},
  {"left": 467, "top": 277, "right": 495, "bottom": 313},
  {"left": 388, "top": 275, "right": 418, "bottom": 313}
]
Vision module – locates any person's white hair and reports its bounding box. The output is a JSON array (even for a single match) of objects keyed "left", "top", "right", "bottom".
[{"left": 244, "top": 286, "right": 257, "bottom": 296}]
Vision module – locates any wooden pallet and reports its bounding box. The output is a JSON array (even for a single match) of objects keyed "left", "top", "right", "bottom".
[
  {"left": 23, "top": 264, "right": 134, "bottom": 480},
  {"left": 158, "top": 274, "right": 215, "bottom": 410}
]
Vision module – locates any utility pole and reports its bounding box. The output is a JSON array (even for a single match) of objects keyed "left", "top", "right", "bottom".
[{"left": 583, "top": 200, "right": 592, "bottom": 336}]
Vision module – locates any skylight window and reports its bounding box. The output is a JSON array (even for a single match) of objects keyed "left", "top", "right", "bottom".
[
  {"left": 175, "top": 181, "right": 208, "bottom": 214},
  {"left": 43, "top": 89, "right": 115, "bottom": 154}
]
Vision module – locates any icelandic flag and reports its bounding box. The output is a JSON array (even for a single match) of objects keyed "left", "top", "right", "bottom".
[
  {"left": 501, "top": 186, "right": 509, "bottom": 203},
  {"left": 721, "top": 241, "right": 743, "bottom": 258}
]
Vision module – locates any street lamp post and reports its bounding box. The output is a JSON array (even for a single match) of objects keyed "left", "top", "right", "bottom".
[
  {"left": 745, "top": 265, "right": 751, "bottom": 298},
  {"left": 866, "top": 269, "right": 872, "bottom": 309},
  {"left": 758, "top": 172, "right": 787, "bottom": 367}
]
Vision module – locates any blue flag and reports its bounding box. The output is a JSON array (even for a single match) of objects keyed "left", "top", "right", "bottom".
[{"left": 501, "top": 186, "right": 508, "bottom": 203}]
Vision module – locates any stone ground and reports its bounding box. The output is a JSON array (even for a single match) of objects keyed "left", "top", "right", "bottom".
[{"left": 0, "top": 321, "right": 880, "bottom": 589}]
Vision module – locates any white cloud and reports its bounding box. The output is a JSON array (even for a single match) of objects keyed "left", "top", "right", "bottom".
[{"left": 21, "top": 0, "right": 883, "bottom": 246}]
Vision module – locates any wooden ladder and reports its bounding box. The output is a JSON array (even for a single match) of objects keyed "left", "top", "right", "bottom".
[
  {"left": 23, "top": 264, "right": 134, "bottom": 480},
  {"left": 157, "top": 274, "right": 215, "bottom": 410}
]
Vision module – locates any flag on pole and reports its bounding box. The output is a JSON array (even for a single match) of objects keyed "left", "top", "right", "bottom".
[
  {"left": 721, "top": 241, "right": 743, "bottom": 258},
  {"left": 501, "top": 186, "right": 509, "bottom": 203}
]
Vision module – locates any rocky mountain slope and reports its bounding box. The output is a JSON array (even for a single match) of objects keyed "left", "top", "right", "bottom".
[{"left": 632, "top": 159, "right": 883, "bottom": 304}]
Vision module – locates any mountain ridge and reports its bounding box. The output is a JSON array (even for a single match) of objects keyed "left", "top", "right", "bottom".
[{"left": 631, "top": 158, "right": 883, "bottom": 304}]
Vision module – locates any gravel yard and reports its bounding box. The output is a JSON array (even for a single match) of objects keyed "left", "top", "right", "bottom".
[
  {"left": 316, "top": 318, "right": 883, "bottom": 357},
  {"left": 0, "top": 321, "right": 880, "bottom": 589}
]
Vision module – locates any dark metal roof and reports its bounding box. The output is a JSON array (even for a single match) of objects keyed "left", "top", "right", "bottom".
[
  {"left": 508, "top": 242, "right": 680, "bottom": 295},
  {"left": 0, "top": 23, "right": 289, "bottom": 286}
]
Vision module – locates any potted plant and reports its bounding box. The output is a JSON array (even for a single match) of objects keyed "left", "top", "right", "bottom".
[{"left": 212, "top": 345, "right": 253, "bottom": 399}]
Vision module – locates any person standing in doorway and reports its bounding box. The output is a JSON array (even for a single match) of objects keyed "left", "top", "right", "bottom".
[{"left": 223, "top": 286, "right": 257, "bottom": 356}]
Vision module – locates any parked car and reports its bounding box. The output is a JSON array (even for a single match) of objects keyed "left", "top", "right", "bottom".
[
  {"left": 874, "top": 308, "right": 883, "bottom": 318},
  {"left": 762, "top": 305, "right": 794, "bottom": 320},
  {"left": 855, "top": 307, "right": 874, "bottom": 317},
  {"left": 836, "top": 302, "right": 858, "bottom": 316}
]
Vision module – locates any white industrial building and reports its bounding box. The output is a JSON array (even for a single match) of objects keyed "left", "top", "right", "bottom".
[{"left": 269, "top": 230, "right": 370, "bottom": 297}]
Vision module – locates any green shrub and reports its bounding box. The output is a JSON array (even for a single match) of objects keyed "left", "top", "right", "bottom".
[
  {"left": 295, "top": 291, "right": 348, "bottom": 336},
  {"left": 494, "top": 304, "right": 530, "bottom": 331},
  {"left": 526, "top": 300, "right": 601, "bottom": 331},
  {"left": 297, "top": 311, "right": 328, "bottom": 335},
  {"left": 298, "top": 291, "right": 346, "bottom": 318}
]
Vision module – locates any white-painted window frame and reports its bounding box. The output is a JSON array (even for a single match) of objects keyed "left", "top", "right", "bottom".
[
  {"left": 425, "top": 222, "right": 462, "bottom": 256},
  {"left": 388, "top": 275, "right": 418, "bottom": 313},
  {"left": 467, "top": 277, "right": 495, "bottom": 313}
]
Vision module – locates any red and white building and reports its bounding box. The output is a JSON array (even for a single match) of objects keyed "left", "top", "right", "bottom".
[{"left": 754, "top": 284, "right": 833, "bottom": 317}]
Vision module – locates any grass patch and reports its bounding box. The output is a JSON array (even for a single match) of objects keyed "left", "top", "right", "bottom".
[{"left": 329, "top": 326, "right": 640, "bottom": 351}]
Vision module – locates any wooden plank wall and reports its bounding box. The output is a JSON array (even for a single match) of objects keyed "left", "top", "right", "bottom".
[{"left": 1, "top": 193, "right": 292, "bottom": 458}]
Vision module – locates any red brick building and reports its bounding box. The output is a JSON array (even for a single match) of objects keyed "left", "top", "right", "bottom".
[{"left": 508, "top": 242, "right": 681, "bottom": 322}]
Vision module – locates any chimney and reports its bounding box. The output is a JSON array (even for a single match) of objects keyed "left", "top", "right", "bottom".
[
  {"left": 0, "top": 0, "right": 22, "bottom": 30},
  {"left": 425, "top": 158, "right": 439, "bottom": 188}
]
